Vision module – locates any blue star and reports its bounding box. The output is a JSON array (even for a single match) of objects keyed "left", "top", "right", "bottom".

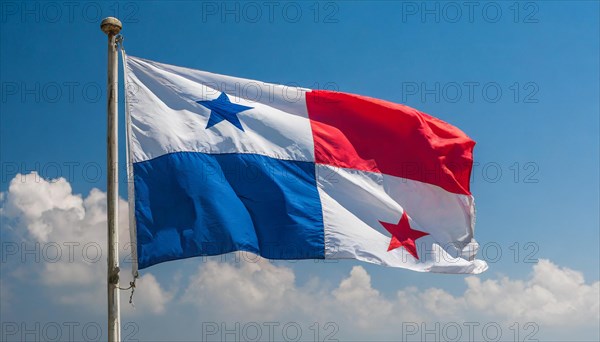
[{"left": 196, "top": 92, "right": 253, "bottom": 132}]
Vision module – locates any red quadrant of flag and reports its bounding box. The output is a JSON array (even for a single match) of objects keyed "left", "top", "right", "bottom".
[{"left": 306, "top": 90, "right": 475, "bottom": 195}]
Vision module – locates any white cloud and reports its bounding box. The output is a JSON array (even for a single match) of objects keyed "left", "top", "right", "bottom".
[
  {"left": 463, "top": 259, "right": 600, "bottom": 326},
  {"left": 332, "top": 266, "right": 393, "bottom": 329},
  {"left": 1, "top": 173, "right": 84, "bottom": 242},
  {"left": 182, "top": 256, "right": 306, "bottom": 320},
  {"left": 180, "top": 255, "right": 599, "bottom": 339},
  {"left": 0, "top": 172, "right": 170, "bottom": 316}
]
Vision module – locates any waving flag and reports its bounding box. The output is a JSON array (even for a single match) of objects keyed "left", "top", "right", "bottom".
[{"left": 124, "top": 55, "right": 487, "bottom": 274}]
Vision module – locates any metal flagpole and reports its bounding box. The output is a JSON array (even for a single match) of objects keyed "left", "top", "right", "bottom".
[{"left": 101, "top": 16, "right": 122, "bottom": 342}]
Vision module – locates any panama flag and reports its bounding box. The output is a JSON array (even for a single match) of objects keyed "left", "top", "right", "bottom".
[{"left": 124, "top": 55, "right": 488, "bottom": 274}]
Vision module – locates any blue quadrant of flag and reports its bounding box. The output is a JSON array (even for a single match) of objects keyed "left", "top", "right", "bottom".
[{"left": 133, "top": 151, "right": 325, "bottom": 269}]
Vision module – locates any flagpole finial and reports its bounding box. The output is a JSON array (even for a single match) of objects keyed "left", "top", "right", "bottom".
[{"left": 101, "top": 17, "right": 122, "bottom": 35}]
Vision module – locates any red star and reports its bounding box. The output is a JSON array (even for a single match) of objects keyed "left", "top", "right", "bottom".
[{"left": 379, "top": 211, "right": 429, "bottom": 260}]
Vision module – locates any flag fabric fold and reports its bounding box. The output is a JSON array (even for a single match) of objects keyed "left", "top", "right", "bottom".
[{"left": 124, "top": 55, "right": 487, "bottom": 274}]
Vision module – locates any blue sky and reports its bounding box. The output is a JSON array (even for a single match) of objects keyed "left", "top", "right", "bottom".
[{"left": 1, "top": 1, "right": 599, "bottom": 341}]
